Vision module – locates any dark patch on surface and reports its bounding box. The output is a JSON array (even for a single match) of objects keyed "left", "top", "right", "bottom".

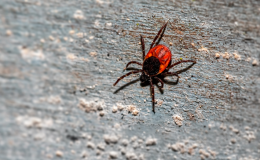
[{"left": 66, "top": 135, "right": 80, "bottom": 142}]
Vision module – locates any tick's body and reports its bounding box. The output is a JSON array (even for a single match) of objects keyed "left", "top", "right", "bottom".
[
  {"left": 114, "top": 21, "right": 196, "bottom": 113},
  {"left": 144, "top": 45, "right": 171, "bottom": 75}
]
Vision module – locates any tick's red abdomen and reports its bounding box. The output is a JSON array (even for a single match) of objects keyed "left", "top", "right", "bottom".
[{"left": 144, "top": 44, "right": 172, "bottom": 75}]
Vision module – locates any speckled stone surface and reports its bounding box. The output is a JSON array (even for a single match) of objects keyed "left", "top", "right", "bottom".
[{"left": 0, "top": 0, "right": 259, "bottom": 159}]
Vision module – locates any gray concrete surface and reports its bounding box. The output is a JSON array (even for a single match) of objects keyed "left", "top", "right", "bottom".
[{"left": 0, "top": 0, "right": 260, "bottom": 159}]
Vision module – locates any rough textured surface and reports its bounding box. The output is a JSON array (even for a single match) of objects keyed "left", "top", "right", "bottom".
[{"left": 1, "top": 0, "right": 260, "bottom": 159}]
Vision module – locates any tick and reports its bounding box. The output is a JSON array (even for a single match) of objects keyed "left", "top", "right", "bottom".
[{"left": 114, "top": 21, "right": 196, "bottom": 113}]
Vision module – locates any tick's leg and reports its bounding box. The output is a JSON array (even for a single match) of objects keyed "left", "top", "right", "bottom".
[
  {"left": 150, "top": 21, "right": 168, "bottom": 50},
  {"left": 155, "top": 23, "right": 167, "bottom": 46},
  {"left": 114, "top": 70, "right": 142, "bottom": 86},
  {"left": 167, "top": 60, "right": 196, "bottom": 70},
  {"left": 154, "top": 77, "right": 164, "bottom": 89},
  {"left": 161, "top": 72, "right": 180, "bottom": 78},
  {"left": 124, "top": 61, "right": 142, "bottom": 71},
  {"left": 140, "top": 35, "right": 145, "bottom": 60},
  {"left": 150, "top": 77, "right": 155, "bottom": 114}
]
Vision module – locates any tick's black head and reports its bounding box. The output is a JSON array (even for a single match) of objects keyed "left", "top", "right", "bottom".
[
  {"left": 140, "top": 73, "right": 149, "bottom": 83},
  {"left": 143, "top": 56, "right": 160, "bottom": 76}
]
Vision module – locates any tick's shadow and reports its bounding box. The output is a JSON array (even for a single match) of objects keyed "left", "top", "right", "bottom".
[{"left": 113, "top": 63, "right": 195, "bottom": 94}]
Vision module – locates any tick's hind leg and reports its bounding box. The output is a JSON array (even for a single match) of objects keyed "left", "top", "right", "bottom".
[
  {"left": 140, "top": 35, "right": 145, "bottom": 60},
  {"left": 150, "top": 77, "right": 155, "bottom": 114},
  {"left": 114, "top": 70, "right": 142, "bottom": 86},
  {"left": 154, "top": 77, "right": 164, "bottom": 89},
  {"left": 161, "top": 72, "right": 180, "bottom": 78},
  {"left": 150, "top": 21, "right": 169, "bottom": 50},
  {"left": 167, "top": 60, "right": 196, "bottom": 71},
  {"left": 124, "top": 61, "right": 142, "bottom": 71}
]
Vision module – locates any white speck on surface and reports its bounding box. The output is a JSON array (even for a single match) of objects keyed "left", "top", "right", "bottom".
[
  {"left": 139, "top": 154, "right": 145, "bottom": 160},
  {"left": 89, "top": 52, "right": 97, "bottom": 57},
  {"left": 126, "top": 152, "right": 138, "bottom": 160},
  {"left": 215, "top": 52, "right": 220, "bottom": 59},
  {"left": 220, "top": 123, "right": 226, "bottom": 130},
  {"left": 104, "top": 135, "right": 119, "bottom": 144},
  {"left": 233, "top": 51, "right": 241, "bottom": 60},
  {"left": 67, "top": 54, "right": 90, "bottom": 62},
  {"left": 99, "top": 111, "right": 105, "bottom": 117},
  {"left": 230, "top": 138, "right": 236, "bottom": 144},
  {"left": 222, "top": 52, "right": 230, "bottom": 59},
  {"left": 16, "top": 116, "right": 53, "bottom": 128},
  {"left": 252, "top": 59, "right": 259, "bottom": 66},
  {"left": 40, "top": 38, "right": 45, "bottom": 43},
  {"left": 6, "top": 29, "right": 12, "bottom": 36},
  {"left": 127, "top": 105, "right": 138, "bottom": 115},
  {"left": 112, "top": 106, "right": 118, "bottom": 113},
  {"left": 87, "top": 142, "right": 95, "bottom": 149},
  {"left": 198, "top": 46, "right": 209, "bottom": 53},
  {"left": 109, "top": 151, "right": 118, "bottom": 159},
  {"left": 33, "top": 132, "right": 45, "bottom": 140},
  {"left": 157, "top": 99, "right": 163, "bottom": 106},
  {"left": 49, "top": 35, "right": 55, "bottom": 41},
  {"left": 121, "top": 139, "right": 129, "bottom": 146},
  {"left": 225, "top": 74, "right": 234, "bottom": 82},
  {"left": 97, "top": 143, "right": 105, "bottom": 151},
  {"left": 96, "top": 102, "right": 103, "bottom": 111},
  {"left": 243, "top": 131, "right": 256, "bottom": 142},
  {"left": 69, "top": 30, "right": 75, "bottom": 35},
  {"left": 81, "top": 151, "right": 87, "bottom": 158},
  {"left": 106, "top": 22, "right": 112, "bottom": 27},
  {"left": 199, "top": 149, "right": 210, "bottom": 158},
  {"left": 63, "top": 37, "right": 68, "bottom": 41},
  {"left": 78, "top": 99, "right": 97, "bottom": 113},
  {"left": 55, "top": 150, "right": 63, "bottom": 157},
  {"left": 171, "top": 142, "right": 184, "bottom": 152},
  {"left": 145, "top": 138, "right": 157, "bottom": 146},
  {"left": 120, "top": 147, "right": 126, "bottom": 155},
  {"left": 73, "top": 10, "right": 85, "bottom": 20},
  {"left": 114, "top": 123, "right": 120, "bottom": 129},
  {"left": 19, "top": 46, "right": 45, "bottom": 61},
  {"left": 245, "top": 57, "right": 251, "bottom": 62},
  {"left": 172, "top": 114, "right": 184, "bottom": 126},
  {"left": 117, "top": 103, "right": 125, "bottom": 111},
  {"left": 229, "top": 125, "right": 239, "bottom": 134},
  {"left": 131, "top": 136, "right": 137, "bottom": 142},
  {"left": 132, "top": 109, "right": 139, "bottom": 116},
  {"left": 76, "top": 32, "right": 84, "bottom": 38},
  {"left": 208, "top": 149, "right": 217, "bottom": 158}
]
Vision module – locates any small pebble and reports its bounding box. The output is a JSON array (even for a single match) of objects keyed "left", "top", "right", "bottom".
[
  {"left": 99, "top": 111, "right": 105, "bottom": 117},
  {"left": 126, "top": 152, "right": 138, "bottom": 160},
  {"left": 87, "top": 142, "right": 95, "bottom": 149},
  {"left": 6, "top": 30, "right": 12, "bottom": 36},
  {"left": 117, "top": 103, "right": 125, "bottom": 111},
  {"left": 121, "top": 139, "right": 129, "bottom": 146},
  {"left": 55, "top": 150, "right": 63, "bottom": 157},
  {"left": 112, "top": 106, "right": 118, "bottom": 113},
  {"left": 132, "top": 109, "right": 139, "bottom": 116},
  {"left": 215, "top": 53, "right": 220, "bottom": 59},
  {"left": 172, "top": 114, "right": 183, "bottom": 126},
  {"left": 233, "top": 52, "right": 241, "bottom": 60},
  {"left": 97, "top": 143, "right": 105, "bottom": 151},
  {"left": 252, "top": 59, "right": 259, "bottom": 66},
  {"left": 146, "top": 138, "right": 157, "bottom": 146},
  {"left": 109, "top": 151, "right": 118, "bottom": 159},
  {"left": 104, "top": 135, "right": 118, "bottom": 144}
]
